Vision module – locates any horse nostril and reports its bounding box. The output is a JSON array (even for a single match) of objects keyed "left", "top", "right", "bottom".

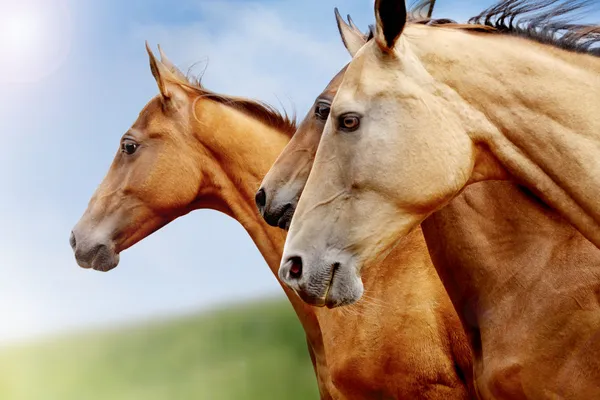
[
  {"left": 288, "top": 256, "right": 303, "bottom": 280},
  {"left": 69, "top": 231, "right": 77, "bottom": 251},
  {"left": 255, "top": 188, "right": 267, "bottom": 209}
]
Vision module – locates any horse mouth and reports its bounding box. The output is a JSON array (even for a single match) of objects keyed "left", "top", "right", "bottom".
[
  {"left": 323, "top": 263, "right": 340, "bottom": 308},
  {"left": 91, "top": 248, "right": 120, "bottom": 272},
  {"left": 277, "top": 204, "right": 295, "bottom": 230},
  {"left": 92, "top": 260, "right": 119, "bottom": 272},
  {"left": 73, "top": 243, "right": 120, "bottom": 272},
  {"left": 294, "top": 262, "right": 339, "bottom": 308}
]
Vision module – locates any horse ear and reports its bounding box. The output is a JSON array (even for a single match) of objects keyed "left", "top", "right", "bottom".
[
  {"left": 157, "top": 44, "right": 189, "bottom": 82},
  {"left": 374, "top": 0, "right": 407, "bottom": 51},
  {"left": 146, "top": 41, "right": 171, "bottom": 100},
  {"left": 335, "top": 8, "right": 366, "bottom": 57},
  {"left": 347, "top": 14, "right": 360, "bottom": 32}
]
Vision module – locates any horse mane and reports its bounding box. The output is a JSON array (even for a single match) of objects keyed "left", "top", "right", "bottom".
[
  {"left": 413, "top": 0, "right": 600, "bottom": 57},
  {"left": 160, "top": 64, "right": 297, "bottom": 137},
  {"left": 187, "top": 77, "right": 297, "bottom": 136}
]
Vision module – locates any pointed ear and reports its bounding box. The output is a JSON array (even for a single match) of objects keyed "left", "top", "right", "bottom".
[
  {"left": 157, "top": 44, "right": 189, "bottom": 82},
  {"left": 347, "top": 14, "right": 360, "bottom": 32},
  {"left": 335, "top": 8, "right": 367, "bottom": 57},
  {"left": 146, "top": 41, "right": 171, "bottom": 100},
  {"left": 426, "top": 0, "right": 436, "bottom": 19},
  {"left": 145, "top": 42, "right": 190, "bottom": 112},
  {"left": 374, "top": 0, "right": 407, "bottom": 52}
]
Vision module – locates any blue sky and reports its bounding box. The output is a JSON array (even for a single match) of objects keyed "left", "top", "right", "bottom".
[{"left": 0, "top": 0, "right": 597, "bottom": 343}]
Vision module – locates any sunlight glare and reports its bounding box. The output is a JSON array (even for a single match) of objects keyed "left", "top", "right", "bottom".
[
  {"left": 2, "top": 11, "right": 42, "bottom": 54},
  {"left": 0, "top": 0, "right": 71, "bottom": 84}
]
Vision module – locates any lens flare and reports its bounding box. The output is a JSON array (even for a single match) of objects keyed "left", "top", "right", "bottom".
[{"left": 0, "top": 0, "right": 71, "bottom": 84}]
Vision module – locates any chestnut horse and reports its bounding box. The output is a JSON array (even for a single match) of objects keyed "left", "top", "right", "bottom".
[
  {"left": 263, "top": 3, "right": 600, "bottom": 398},
  {"left": 69, "top": 41, "right": 474, "bottom": 398}
]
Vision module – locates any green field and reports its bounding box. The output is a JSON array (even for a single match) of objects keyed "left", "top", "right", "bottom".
[{"left": 0, "top": 299, "right": 319, "bottom": 400}]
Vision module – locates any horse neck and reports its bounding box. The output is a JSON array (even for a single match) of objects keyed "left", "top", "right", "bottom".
[
  {"left": 190, "top": 99, "right": 290, "bottom": 269},
  {"left": 418, "top": 27, "right": 600, "bottom": 247},
  {"left": 421, "top": 180, "right": 600, "bottom": 357},
  {"left": 187, "top": 99, "right": 325, "bottom": 344}
]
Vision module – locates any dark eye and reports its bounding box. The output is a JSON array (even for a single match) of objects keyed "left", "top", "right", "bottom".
[
  {"left": 121, "top": 140, "right": 139, "bottom": 155},
  {"left": 314, "top": 101, "right": 331, "bottom": 120},
  {"left": 339, "top": 114, "right": 361, "bottom": 132}
]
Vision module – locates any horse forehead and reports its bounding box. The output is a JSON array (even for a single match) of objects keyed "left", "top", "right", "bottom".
[
  {"left": 323, "top": 65, "right": 349, "bottom": 96},
  {"left": 133, "top": 97, "right": 170, "bottom": 131},
  {"left": 337, "top": 49, "right": 391, "bottom": 102},
  {"left": 139, "top": 96, "right": 162, "bottom": 115},
  {"left": 333, "top": 74, "right": 384, "bottom": 108}
]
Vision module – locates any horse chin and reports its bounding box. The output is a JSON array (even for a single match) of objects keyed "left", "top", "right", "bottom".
[
  {"left": 73, "top": 243, "right": 120, "bottom": 272},
  {"left": 91, "top": 252, "right": 120, "bottom": 272},
  {"left": 324, "top": 272, "right": 364, "bottom": 309},
  {"left": 278, "top": 206, "right": 295, "bottom": 230},
  {"left": 297, "top": 264, "right": 364, "bottom": 309}
]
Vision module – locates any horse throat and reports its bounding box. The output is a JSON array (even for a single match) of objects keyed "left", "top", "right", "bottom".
[
  {"left": 189, "top": 100, "right": 290, "bottom": 270},
  {"left": 187, "top": 99, "right": 326, "bottom": 350}
]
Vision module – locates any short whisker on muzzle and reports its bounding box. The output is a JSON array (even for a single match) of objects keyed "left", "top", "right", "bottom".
[
  {"left": 335, "top": 304, "right": 357, "bottom": 317},
  {"left": 357, "top": 294, "right": 387, "bottom": 310}
]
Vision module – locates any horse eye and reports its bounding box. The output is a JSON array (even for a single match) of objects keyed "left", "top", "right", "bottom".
[
  {"left": 121, "top": 140, "right": 139, "bottom": 155},
  {"left": 339, "top": 114, "right": 361, "bottom": 132},
  {"left": 314, "top": 101, "right": 331, "bottom": 120}
]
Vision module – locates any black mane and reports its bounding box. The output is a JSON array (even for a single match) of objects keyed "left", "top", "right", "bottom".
[
  {"left": 368, "top": 0, "right": 600, "bottom": 57},
  {"left": 469, "top": 0, "right": 600, "bottom": 56}
]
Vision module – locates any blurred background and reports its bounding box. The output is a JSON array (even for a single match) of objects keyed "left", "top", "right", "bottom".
[{"left": 1, "top": 0, "right": 593, "bottom": 399}]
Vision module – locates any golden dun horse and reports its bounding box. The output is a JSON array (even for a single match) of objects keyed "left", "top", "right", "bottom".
[
  {"left": 269, "top": 1, "right": 600, "bottom": 398},
  {"left": 281, "top": 0, "right": 600, "bottom": 309},
  {"left": 69, "top": 39, "right": 474, "bottom": 398}
]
